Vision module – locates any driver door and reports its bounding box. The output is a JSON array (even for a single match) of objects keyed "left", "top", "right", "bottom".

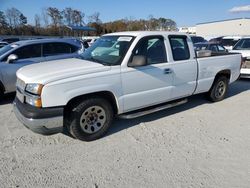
[
  {"left": 121, "top": 35, "right": 174, "bottom": 112},
  {"left": 1, "top": 44, "right": 43, "bottom": 92}
]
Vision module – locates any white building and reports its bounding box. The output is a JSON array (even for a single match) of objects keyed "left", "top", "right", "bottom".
[
  {"left": 178, "top": 27, "right": 196, "bottom": 34},
  {"left": 196, "top": 18, "right": 250, "bottom": 39}
]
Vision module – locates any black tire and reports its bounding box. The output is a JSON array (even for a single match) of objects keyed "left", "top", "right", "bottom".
[
  {"left": 0, "top": 87, "right": 4, "bottom": 102},
  {"left": 207, "top": 76, "right": 229, "bottom": 102},
  {"left": 67, "top": 97, "right": 114, "bottom": 141}
]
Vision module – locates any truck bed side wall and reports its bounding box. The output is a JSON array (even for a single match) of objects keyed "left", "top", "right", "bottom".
[{"left": 194, "top": 54, "right": 241, "bottom": 94}]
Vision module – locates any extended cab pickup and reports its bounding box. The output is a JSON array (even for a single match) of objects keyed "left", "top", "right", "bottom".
[{"left": 13, "top": 31, "right": 242, "bottom": 141}]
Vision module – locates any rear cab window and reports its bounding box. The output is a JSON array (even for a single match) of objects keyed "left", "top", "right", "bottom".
[{"left": 169, "top": 35, "right": 190, "bottom": 61}]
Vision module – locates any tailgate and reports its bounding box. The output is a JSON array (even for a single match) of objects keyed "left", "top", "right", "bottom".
[{"left": 242, "top": 59, "right": 250, "bottom": 69}]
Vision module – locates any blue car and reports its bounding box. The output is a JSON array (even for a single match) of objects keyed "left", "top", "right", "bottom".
[{"left": 0, "top": 38, "right": 83, "bottom": 99}]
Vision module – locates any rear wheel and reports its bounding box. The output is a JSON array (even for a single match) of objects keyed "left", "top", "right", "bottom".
[
  {"left": 207, "top": 76, "right": 229, "bottom": 102},
  {"left": 67, "top": 97, "right": 114, "bottom": 141}
]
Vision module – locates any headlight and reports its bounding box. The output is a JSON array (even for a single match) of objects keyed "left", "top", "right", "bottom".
[
  {"left": 25, "top": 84, "right": 43, "bottom": 95},
  {"left": 25, "top": 83, "right": 43, "bottom": 108}
]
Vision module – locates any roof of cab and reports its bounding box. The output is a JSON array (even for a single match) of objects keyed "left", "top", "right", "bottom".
[
  {"left": 104, "top": 31, "right": 188, "bottom": 37},
  {"left": 12, "top": 38, "right": 81, "bottom": 47}
]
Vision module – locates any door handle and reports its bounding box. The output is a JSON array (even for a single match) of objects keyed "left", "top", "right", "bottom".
[{"left": 164, "top": 68, "right": 173, "bottom": 74}]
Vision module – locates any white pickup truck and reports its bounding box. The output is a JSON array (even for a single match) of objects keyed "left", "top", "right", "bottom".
[{"left": 13, "top": 31, "right": 242, "bottom": 141}]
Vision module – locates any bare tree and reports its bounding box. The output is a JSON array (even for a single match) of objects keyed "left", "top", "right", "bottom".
[
  {"left": 5, "top": 8, "right": 22, "bottom": 28},
  {"left": 41, "top": 8, "right": 49, "bottom": 27},
  {"left": 47, "top": 7, "right": 63, "bottom": 27},
  {"left": 72, "top": 9, "right": 84, "bottom": 25},
  {"left": 19, "top": 13, "right": 27, "bottom": 26},
  {"left": 88, "top": 12, "right": 101, "bottom": 24},
  {"left": 0, "top": 11, "right": 8, "bottom": 27},
  {"left": 63, "top": 7, "right": 73, "bottom": 25},
  {"left": 34, "top": 14, "right": 41, "bottom": 28},
  {"left": 62, "top": 8, "right": 85, "bottom": 26}
]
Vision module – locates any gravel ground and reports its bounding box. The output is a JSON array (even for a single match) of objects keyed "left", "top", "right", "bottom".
[{"left": 0, "top": 79, "right": 250, "bottom": 188}]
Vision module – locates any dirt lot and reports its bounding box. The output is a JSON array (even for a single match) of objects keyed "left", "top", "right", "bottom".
[{"left": 0, "top": 80, "right": 250, "bottom": 188}]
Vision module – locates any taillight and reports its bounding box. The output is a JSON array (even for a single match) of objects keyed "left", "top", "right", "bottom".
[{"left": 241, "top": 56, "right": 246, "bottom": 68}]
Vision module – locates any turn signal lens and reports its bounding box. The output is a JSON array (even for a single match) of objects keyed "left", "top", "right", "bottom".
[{"left": 25, "top": 96, "right": 42, "bottom": 108}]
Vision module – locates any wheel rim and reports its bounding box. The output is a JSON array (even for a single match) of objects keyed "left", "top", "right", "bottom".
[
  {"left": 80, "top": 106, "right": 106, "bottom": 134},
  {"left": 215, "top": 81, "right": 226, "bottom": 98}
]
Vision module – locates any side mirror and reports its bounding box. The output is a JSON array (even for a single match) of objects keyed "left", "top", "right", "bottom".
[
  {"left": 7, "top": 54, "right": 18, "bottom": 64},
  {"left": 128, "top": 55, "right": 147, "bottom": 67}
]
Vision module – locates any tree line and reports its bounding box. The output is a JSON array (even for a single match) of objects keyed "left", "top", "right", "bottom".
[{"left": 0, "top": 7, "right": 177, "bottom": 36}]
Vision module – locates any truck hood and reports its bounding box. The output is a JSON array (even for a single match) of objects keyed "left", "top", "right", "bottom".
[
  {"left": 230, "top": 50, "right": 250, "bottom": 59},
  {"left": 17, "top": 58, "right": 111, "bottom": 84}
]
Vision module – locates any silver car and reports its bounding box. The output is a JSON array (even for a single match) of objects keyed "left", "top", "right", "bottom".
[{"left": 0, "top": 38, "right": 82, "bottom": 100}]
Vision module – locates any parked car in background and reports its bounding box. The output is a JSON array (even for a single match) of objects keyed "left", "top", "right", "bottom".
[
  {"left": 81, "top": 37, "right": 99, "bottom": 49},
  {"left": 221, "top": 36, "right": 242, "bottom": 51},
  {"left": 190, "top": 35, "right": 207, "bottom": 44},
  {"left": 194, "top": 42, "right": 228, "bottom": 53},
  {"left": 209, "top": 36, "right": 224, "bottom": 44},
  {"left": 0, "top": 42, "right": 8, "bottom": 49},
  {"left": 13, "top": 31, "right": 241, "bottom": 141},
  {"left": 0, "top": 38, "right": 82, "bottom": 100},
  {"left": 1, "top": 37, "right": 20, "bottom": 44},
  {"left": 230, "top": 37, "right": 250, "bottom": 78}
]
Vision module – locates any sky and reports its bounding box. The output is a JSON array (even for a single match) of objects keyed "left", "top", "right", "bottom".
[{"left": 1, "top": 0, "right": 250, "bottom": 27}]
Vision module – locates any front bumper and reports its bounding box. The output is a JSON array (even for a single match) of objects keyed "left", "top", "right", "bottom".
[{"left": 13, "top": 98, "right": 64, "bottom": 135}]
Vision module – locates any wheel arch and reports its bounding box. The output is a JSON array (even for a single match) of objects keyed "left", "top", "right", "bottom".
[
  {"left": 209, "top": 69, "right": 231, "bottom": 91},
  {"left": 64, "top": 91, "right": 119, "bottom": 118}
]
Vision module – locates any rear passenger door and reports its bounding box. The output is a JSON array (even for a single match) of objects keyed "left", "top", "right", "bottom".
[
  {"left": 168, "top": 35, "right": 198, "bottom": 99},
  {"left": 43, "top": 42, "right": 79, "bottom": 61}
]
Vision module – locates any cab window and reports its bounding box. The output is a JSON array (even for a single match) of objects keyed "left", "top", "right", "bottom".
[
  {"left": 131, "top": 36, "right": 167, "bottom": 65},
  {"left": 218, "top": 45, "right": 226, "bottom": 52},
  {"left": 169, "top": 36, "right": 190, "bottom": 61},
  {"left": 11, "top": 44, "right": 42, "bottom": 60},
  {"left": 43, "top": 42, "right": 77, "bottom": 56},
  {"left": 210, "top": 45, "right": 218, "bottom": 52}
]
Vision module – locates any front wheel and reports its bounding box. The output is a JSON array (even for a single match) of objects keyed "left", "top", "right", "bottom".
[
  {"left": 207, "top": 76, "right": 229, "bottom": 102},
  {"left": 67, "top": 97, "right": 114, "bottom": 141},
  {"left": 0, "top": 87, "right": 4, "bottom": 102}
]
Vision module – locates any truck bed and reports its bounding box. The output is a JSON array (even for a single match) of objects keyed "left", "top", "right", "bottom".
[
  {"left": 197, "top": 51, "right": 241, "bottom": 58},
  {"left": 194, "top": 52, "right": 242, "bottom": 94}
]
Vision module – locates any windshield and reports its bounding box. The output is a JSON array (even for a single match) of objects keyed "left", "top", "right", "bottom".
[
  {"left": 79, "top": 35, "right": 135, "bottom": 65},
  {"left": 0, "top": 44, "right": 14, "bottom": 56},
  {"left": 233, "top": 39, "right": 250, "bottom": 50},
  {"left": 221, "top": 39, "right": 239, "bottom": 47}
]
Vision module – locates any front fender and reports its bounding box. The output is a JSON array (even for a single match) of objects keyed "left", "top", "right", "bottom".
[{"left": 41, "top": 78, "right": 123, "bottom": 113}]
